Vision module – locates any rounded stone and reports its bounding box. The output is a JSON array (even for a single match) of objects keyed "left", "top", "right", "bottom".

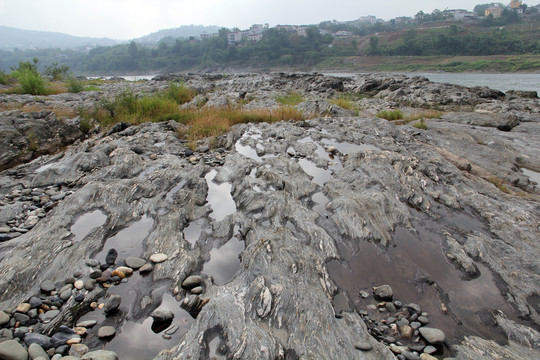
[
  {"left": 74, "top": 280, "right": 84, "bottom": 290},
  {"left": 354, "top": 342, "right": 373, "bottom": 351},
  {"left": 420, "top": 354, "right": 438, "bottom": 360},
  {"left": 419, "top": 327, "right": 446, "bottom": 345},
  {"left": 81, "top": 350, "right": 119, "bottom": 360},
  {"left": 84, "top": 279, "right": 97, "bottom": 291},
  {"left": 182, "top": 275, "right": 203, "bottom": 289},
  {"left": 125, "top": 257, "right": 146, "bottom": 269},
  {"left": 139, "top": 263, "right": 153, "bottom": 273},
  {"left": 69, "top": 343, "right": 89, "bottom": 357},
  {"left": 150, "top": 309, "right": 174, "bottom": 323},
  {"left": 28, "top": 343, "right": 49, "bottom": 359},
  {"left": 76, "top": 320, "right": 97, "bottom": 328},
  {"left": 0, "top": 339, "right": 29, "bottom": 360},
  {"left": 39, "top": 309, "right": 60, "bottom": 323},
  {"left": 103, "top": 295, "right": 122, "bottom": 314},
  {"left": 0, "top": 311, "right": 10, "bottom": 326},
  {"left": 97, "top": 326, "right": 116, "bottom": 338},
  {"left": 149, "top": 253, "right": 168, "bottom": 263},
  {"left": 114, "top": 266, "right": 134, "bottom": 276},
  {"left": 40, "top": 280, "right": 55, "bottom": 292},
  {"left": 85, "top": 259, "right": 100, "bottom": 267},
  {"left": 423, "top": 345, "right": 437, "bottom": 355},
  {"left": 190, "top": 286, "right": 204, "bottom": 295},
  {"left": 417, "top": 315, "right": 429, "bottom": 325},
  {"left": 16, "top": 303, "right": 31, "bottom": 314},
  {"left": 29, "top": 297, "right": 43, "bottom": 308},
  {"left": 59, "top": 289, "right": 72, "bottom": 301}
]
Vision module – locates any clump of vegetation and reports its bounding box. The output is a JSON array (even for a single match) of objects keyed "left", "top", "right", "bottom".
[
  {"left": 330, "top": 96, "right": 356, "bottom": 110},
  {"left": 413, "top": 118, "right": 428, "bottom": 130},
  {"left": 66, "top": 77, "right": 85, "bottom": 93},
  {"left": 408, "top": 109, "right": 443, "bottom": 121},
  {"left": 376, "top": 109, "right": 404, "bottom": 120},
  {"left": 163, "top": 81, "right": 195, "bottom": 104},
  {"left": 44, "top": 63, "right": 70, "bottom": 81},
  {"left": 488, "top": 176, "right": 510, "bottom": 194},
  {"left": 0, "top": 70, "right": 11, "bottom": 85},
  {"left": 10, "top": 59, "right": 47, "bottom": 95},
  {"left": 275, "top": 91, "right": 305, "bottom": 106}
]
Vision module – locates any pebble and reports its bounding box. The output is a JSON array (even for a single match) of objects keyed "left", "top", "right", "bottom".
[
  {"left": 410, "top": 321, "right": 422, "bottom": 330},
  {"left": 85, "top": 259, "right": 100, "bottom": 267},
  {"left": 417, "top": 316, "right": 429, "bottom": 325},
  {"left": 389, "top": 344, "right": 409, "bottom": 354},
  {"left": 0, "top": 311, "right": 10, "bottom": 326},
  {"left": 190, "top": 286, "right": 204, "bottom": 295},
  {"left": 150, "top": 309, "right": 174, "bottom": 323},
  {"left": 89, "top": 270, "right": 102, "bottom": 279},
  {"left": 105, "top": 249, "right": 118, "bottom": 265},
  {"left": 97, "top": 326, "right": 116, "bottom": 338},
  {"left": 419, "top": 327, "right": 446, "bottom": 345},
  {"left": 76, "top": 320, "right": 97, "bottom": 328},
  {"left": 40, "top": 280, "right": 56, "bottom": 292},
  {"left": 372, "top": 285, "right": 393, "bottom": 301},
  {"left": 406, "top": 303, "right": 422, "bottom": 315},
  {"left": 74, "top": 280, "right": 84, "bottom": 290},
  {"left": 69, "top": 343, "right": 89, "bottom": 357},
  {"left": 28, "top": 343, "right": 49, "bottom": 360},
  {"left": 0, "top": 339, "right": 29, "bottom": 360},
  {"left": 24, "top": 333, "right": 52, "bottom": 350},
  {"left": 400, "top": 325, "right": 413, "bottom": 338},
  {"left": 182, "top": 275, "right": 203, "bottom": 289},
  {"left": 354, "top": 342, "right": 373, "bottom": 351},
  {"left": 423, "top": 345, "right": 437, "bottom": 355},
  {"left": 16, "top": 303, "right": 31, "bottom": 313},
  {"left": 84, "top": 279, "right": 97, "bottom": 291},
  {"left": 39, "top": 309, "right": 60, "bottom": 323},
  {"left": 74, "top": 327, "right": 88, "bottom": 336},
  {"left": 125, "top": 257, "right": 146, "bottom": 269},
  {"left": 59, "top": 289, "right": 72, "bottom": 301},
  {"left": 419, "top": 354, "right": 438, "bottom": 360},
  {"left": 103, "top": 294, "right": 122, "bottom": 314},
  {"left": 149, "top": 253, "right": 168, "bottom": 263},
  {"left": 81, "top": 350, "right": 119, "bottom": 360},
  {"left": 359, "top": 290, "right": 370, "bottom": 299},
  {"left": 139, "top": 263, "right": 153, "bottom": 273},
  {"left": 114, "top": 266, "right": 134, "bottom": 276}
]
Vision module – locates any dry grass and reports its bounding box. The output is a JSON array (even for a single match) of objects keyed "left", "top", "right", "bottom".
[
  {"left": 488, "top": 176, "right": 510, "bottom": 194},
  {"left": 0, "top": 102, "right": 78, "bottom": 118}
]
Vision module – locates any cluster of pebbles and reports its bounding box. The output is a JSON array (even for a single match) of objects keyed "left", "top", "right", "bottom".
[
  {"left": 0, "top": 250, "right": 188, "bottom": 360},
  {"left": 0, "top": 184, "right": 72, "bottom": 242},
  {"left": 355, "top": 284, "right": 446, "bottom": 360}
]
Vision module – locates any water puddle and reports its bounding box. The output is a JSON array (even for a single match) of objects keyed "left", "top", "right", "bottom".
[
  {"left": 522, "top": 168, "right": 540, "bottom": 185},
  {"left": 70, "top": 210, "right": 108, "bottom": 242},
  {"left": 202, "top": 227, "right": 245, "bottom": 285},
  {"left": 312, "top": 192, "right": 330, "bottom": 216},
  {"left": 183, "top": 219, "right": 205, "bottom": 248},
  {"left": 102, "top": 294, "right": 194, "bottom": 360},
  {"left": 321, "top": 138, "right": 379, "bottom": 154},
  {"left": 205, "top": 170, "right": 236, "bottom": 222},
  {"left": 94, "top": 216, "right": 154, "bottom": 264},
  {"left": 235, "top": 141, "right": 263, "bottom": 163},
  {"left": 298, "top": 159, "right": 333, "bottom": 186},
  {"left": 165, "top": 180, "right": 187, "bottom": 203},
  {"left": 327, "top": 221, "right": 517, "bottom": 343}
]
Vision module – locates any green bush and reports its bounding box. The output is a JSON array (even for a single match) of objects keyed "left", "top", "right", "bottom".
[
  {"left": 66, "top": 77, "right": 84, "bottom": 93},
  {"left": 0, "top": 70, "right": 11, "bottom": 85},
  {"left": 12, "top": 68, "right": 47, "bottom": 95},
  {"left": 44, "top": 63, "right": 70, "bottom": 81},
  {"left": 163, "top": 81, "right": 194, "bottom": 104}
]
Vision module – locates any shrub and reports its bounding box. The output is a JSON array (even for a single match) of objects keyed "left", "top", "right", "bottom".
[
  {"left": 44, "top": 63, "right": 70, "bottom": 81},
  {"left": 12, "top": 68, "right": 47, "bottom": 95},
  {"left": 377, "top": 109, "right": 404, "bottom": 120},
  {"left": 163, "top": 81, "right": 194, "bottom": 104},
  {"left": 0, "top": 70, "right": 11, "bottom": 85},
  {"left": 66, "top": 77, "right": 84, "bottom": 93},
  {"left": 275, "top": 91, "right": 304, "bottom": 106}
]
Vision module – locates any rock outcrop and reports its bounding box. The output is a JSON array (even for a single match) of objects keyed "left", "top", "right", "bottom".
[{"left": 0, "top": 72, "right": 539, "bottom": 360}]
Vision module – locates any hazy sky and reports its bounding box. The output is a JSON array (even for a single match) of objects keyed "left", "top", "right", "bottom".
[{"left": 0, "top": 0, "right": 480, "bottom": 40}]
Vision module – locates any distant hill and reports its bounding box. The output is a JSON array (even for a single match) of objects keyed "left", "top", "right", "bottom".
[
  {"left": 134, "top": 25, "right": 222, "bottom": 44},
  {"left": 0, "top": 26, "right": 120, "bottom": 51}
]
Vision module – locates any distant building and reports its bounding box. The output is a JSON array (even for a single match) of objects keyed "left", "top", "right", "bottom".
[
  {"left": 510, "top": 1, "right": 522, "bottom": 9},
  {"left": 200, "top": 32, "right": 218, "bottom": 40},
  {"left": 227, "top": 31, "right": 243, "bottom": 45},
  {"left": 227, "top": 24, "right": 268, "bottom": 45},
  {"left": 357, "top": 16, "right": 377, "bottom": 24},
  {"left": 444, "top": 9, "right": 477, "bottom": 20},
  {"left": 275, "top": 25, "right": 308, "bottom": 37},
  {"left": 485, "top": 7, "right": 503, "bottom": 17}
]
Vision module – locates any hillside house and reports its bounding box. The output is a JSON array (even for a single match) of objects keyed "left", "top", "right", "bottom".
[
  {"left": 485, "top": 7, "right": 503, "bottom": 17},
  {"left": 200, "top": 32, "right": 218, "bottom": 40},
  {"left": 275, "top": 25, "right": 308, "bottom": 37},
  {"left": 510, "top": 1, "right": 522, "bottom": 9},
  {"left": 227, "top": 31, "right": 244, "bottom": 45}
]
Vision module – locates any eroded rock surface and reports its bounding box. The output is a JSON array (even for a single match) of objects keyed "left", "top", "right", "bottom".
[{"left": 0, "top": 73, "right": 539, "bottom": 360}]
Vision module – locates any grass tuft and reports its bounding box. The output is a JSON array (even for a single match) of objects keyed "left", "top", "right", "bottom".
[
  {"left": 412, "top": 118, "right": 428, "bottom": 130},
  {"left": 275, "top": 91, "right": 304, "bottom": 106},
  {"left": 376, "top": 109, "right": 404, "bottom": 120}
]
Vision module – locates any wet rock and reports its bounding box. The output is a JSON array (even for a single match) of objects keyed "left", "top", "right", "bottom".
[
  {"left": 372, "top": 285, "right": 393, "bottom": 301},
  {"left": 125, "top": 257, "right": 146, "bottom": 269},
  {"left": 0, "top": 339, "right": 29, "bottom": 360},
  {"left": 182, "top": 275, "right": 203, "bottom": 289},
  {"left": 97, "top": 326, "right": 116, "bottom": 338},
  {"left": 138, "top": 263, "right": 153, "bottom": 273},
  {"left": 103, "top": 294, "right": 121, "bottom": 314},
  {"left": 150, "top": 309, "right": 174, "bottom": 323},
  {"left": 69, "top": 343, "right": 89, "bottom": 358},
  {"left": 114, "top": 266, "right": 134, "bottom": 276},
  {"left": 419, "top": 327, "right": 446, "bottom": 345},
  {"left": 28, "top": 297, "right": 42, "bottom": 309},
  {"left": 24, "top": 333, "right": 52, "bottom": 350},
  {"left": 105, "top": 249, "right": 118, "bottom": 265}
]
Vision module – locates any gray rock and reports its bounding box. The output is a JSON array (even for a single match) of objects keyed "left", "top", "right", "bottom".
[
  {"left": 97, "top": 326, "right": 116, "bottom": 338},
  {"left": 69, "top": 343, "right": 89, "bottom": 357},
  {"left": 181, "top": 275, "right": 203, "bottom": 289},
  {"left": 24, "top": 333, "right": 52, "bottom": 350},
  {"left": 29, "top": 297, "right": 42, "bottom": 309},
  {"left": 103, "top": 294, "right": 121, "bottom": 313},
  {"left": 38, "top": 310, "right": 59, "bottom": 323},
  {"left": 354, "top": 342, "right": 373, "bottom": 351},
  {"left": 423, "top": 346, "right": 437, "bottom": 354},
  {"left": 40, "top": 280, "right": 55, "bottom": 292},
  {"left": 0, "top": 310, "right": 10, "bottom": 325},
  {"left": 150, "top": 309, "right": 174, "bottom": 323},
  {"left": 124, "top": 257, "right": 146, "bottom": 269},
  {"left": 419, "top": 327, "right": 446, "bottom": 345},
  {"left": 372, "top": 284, "right": 393, "bottom": 301},
  {"left": 28, "top": 343, "right": 49, "bottom": 360},
  {"left": 81, "top": 350, "right": 119, "bottom": 360},
  {"left": 149, "top": 253, "right": 168, "bottom": 263},
  {"left": 75, "top": 320, "right": 97, "bottom": 328},
  {"left": 0, "top": 339, "right": 29, "bottom": 360}
]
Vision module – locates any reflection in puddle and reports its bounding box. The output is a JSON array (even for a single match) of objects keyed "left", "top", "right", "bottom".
[
  {"left": 205, "top": 170, "right": 236, "bottom": 222},
  {"left": 312, "top": 192, "right": 330, "bottom": 216},
  {"left": 202, "top": 228, "right": 244, "bottom": 285},
  {"left": 327, "top": 224, "right": 516, "bottom": 343},
  {"left": 165, "top": 180, "right": 187, "bottom": 203},
  {"left": 522, "top": 168, "right": 540, "bottom": 185},
  {"left": 183, "top": 219, "right": 205, "bottom": 247},
  {"left": 298, "top": 159, "right": 333, "bottom": 186},
  {"left": 94, "top": 216, "right": 154, "bottom": 263},
  {"left": 70, "top": 210, "right": 107, "bottom": 242},
  {"left": 101, "top": 294, "right": 194, "bottom": 360}
]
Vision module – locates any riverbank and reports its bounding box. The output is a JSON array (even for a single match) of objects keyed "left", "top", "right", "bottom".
[{"left": 0, "top": 73, "right": 539, "bottom": 360}]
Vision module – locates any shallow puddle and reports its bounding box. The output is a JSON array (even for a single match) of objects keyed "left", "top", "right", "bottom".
[
  {"left": 205, "top": 170, "right": 236, "bottom": 222},
  {"left": 522, "top": 168, "right": 540, "bottom": 185},
  {"left": 298, "top": 159, "right": 333, "bottom": 186},
  {"left": 94, "top": 216, "right": 154, "bottom": 264},
  {"left": 103, "top": 294, "right": 194, "bottom": 360},
  {"left": 202, "top": 227, "right": 245, "bottom": 285},
  {"left": 183, "top": 219, "right": 205, "bottom": 248},
  {"left": 312, "top": 192, "right": 330, "bottom": 216},
  {"left": 327, "top": 220, "right": 517, "bottom": 344},
  {"left": 70, "top": 210, "right": 108, "bottom": 243}
]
